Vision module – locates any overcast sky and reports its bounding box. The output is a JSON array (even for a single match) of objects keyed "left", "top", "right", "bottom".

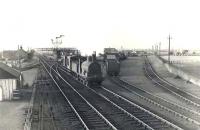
[{"left": 0, "top": 0, "right": 200, "bottom": 54}]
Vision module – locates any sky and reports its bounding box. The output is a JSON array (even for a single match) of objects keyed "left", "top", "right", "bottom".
[{"left": 0, "top": 0, "right": 200, "bottom": 55}]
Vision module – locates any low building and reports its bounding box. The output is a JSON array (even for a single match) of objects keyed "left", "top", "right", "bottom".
[
  {"left": 0, "top": 46, "right": 28, "bottom": 68},
  {"left": 0, "top": 62, "right": 21, "bottom": 101}
]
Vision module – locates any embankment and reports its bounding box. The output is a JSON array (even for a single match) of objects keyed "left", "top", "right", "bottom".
[{"left": 149, "top": 55, "right": 200, "bottom": 87}]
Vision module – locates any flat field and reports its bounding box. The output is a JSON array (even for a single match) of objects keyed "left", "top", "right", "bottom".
[{"left": 161, "top": 56, "right": 200, "bottom": 78}]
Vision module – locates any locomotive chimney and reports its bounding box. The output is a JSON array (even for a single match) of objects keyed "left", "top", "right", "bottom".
[
  {"left": 87, "top": 56, "right": 92, "bottom": 62},
  {"left": 92, "top": 51, "right": 96, "bottom": 62},
  {"left": 87, "top": 56, "right": 90, "bottom": 62}
]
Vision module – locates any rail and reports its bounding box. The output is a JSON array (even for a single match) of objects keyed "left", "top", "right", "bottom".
[
  {"left": 40, "top": 58, "right": 90, "bottom": 130},
  {"left": 111, "top": 77, "right": 200, "bottom": 128},
  {"left": 144, "top": 56, "right": 200, "bottom": 108},
  {"left": 55, "top": 65, "right": 118, "bottom": 130}
]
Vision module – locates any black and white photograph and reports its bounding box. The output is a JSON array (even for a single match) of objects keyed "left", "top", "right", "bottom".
[{"left": 1, "top": 0, "right": 200, "bottom": 130}]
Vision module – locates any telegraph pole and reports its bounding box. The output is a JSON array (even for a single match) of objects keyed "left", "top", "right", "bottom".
[
  {"left": 159, "top": 42, "right": 161, "bottom": 56},
  {"left": 168, "top": 34, "right": 172, "bottom": 63},
  {"left": 18, "top": 45, "right": 22, "bottom": 88},
  {"left": 156, "top": 44, "right": 159, "bottom": 55},
  {"left": 154, "top": 44, "right": 156, "bottom": 54},
  {"left": 155, "top": 44, "right": 158, "bottom": 55}
]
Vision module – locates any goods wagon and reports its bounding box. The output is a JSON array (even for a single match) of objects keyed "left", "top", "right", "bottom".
[{"left": 105, "top": 54, "right": 120, "bottom": 76}]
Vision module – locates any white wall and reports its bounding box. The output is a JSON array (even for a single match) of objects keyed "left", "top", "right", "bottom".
[
  {"left": 0, "top": 86, "right": 2, "bottom": 101},
  {"left": 0, "top": 79, "right": 17, "bottom": 101}
]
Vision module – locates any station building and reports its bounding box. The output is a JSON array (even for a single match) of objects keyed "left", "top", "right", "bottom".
[{"left": 0, "top": 62, "right": 21, "bottom": 101}]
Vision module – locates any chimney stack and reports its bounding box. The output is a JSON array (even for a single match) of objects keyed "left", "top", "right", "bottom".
[
  {"left": 92, "top": 51, "right": 96, "bottom": 62},
  {"left": 87, "top": 56, "right": 92, "bottom": 62}
]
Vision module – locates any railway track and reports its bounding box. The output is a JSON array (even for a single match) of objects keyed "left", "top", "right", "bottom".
[
  {"left": 38, "top": 80, "right": 56, "bottom": 130},
  {"left": 57, "top": 63, "right": 183, "bottom": 130},
  {"left": 96, "top": 86, "right": 181, "bottom": 130},
  {"left": 48, "top": 80, "right": 82, "bottom": 129},
  {"left": 43, "top": 69, "right": 88, "bottom": 130},
  {"left": 39, "top": 55, "right": 200, "bottom": 130},
  {"left": 32, "top": 63, "right": 88, "bottom": 130},
  {"left": 31, "top": 80, "right": 41, "bottom": 130},
  {"left": 110, "top": 76, "right": 200, "bottom": 128},
  {"left": 31, "top": 68, "right": 57, "bottom": 130},
  {"left": 57, "top": 66, "right": 154, "bottom": 130},
  {"left": 41, "top": 56, "right": 157, "bottom": 130},
  {"left": 40, "top": 57, "right": 116, "bottom": 130},
  {"left": 144, "top": 56, "right": 200, "bottom": 111}
]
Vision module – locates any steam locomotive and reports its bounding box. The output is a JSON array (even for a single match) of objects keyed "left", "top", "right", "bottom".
[{"left": 64, "top": 53, "right": 103, "bottom": 86}]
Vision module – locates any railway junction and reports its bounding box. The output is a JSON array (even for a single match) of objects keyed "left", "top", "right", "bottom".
[
  {"left": 20, "top": 49, "right": 200, "bottom": 130},
  {"left": 0, "top": 47, "right": 197, "bottom": 130},
  {"left": 2, "top": 1, "right": 200, "bottom": 129}
]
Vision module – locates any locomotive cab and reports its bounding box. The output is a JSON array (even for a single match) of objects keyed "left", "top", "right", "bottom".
[{"left": 81, "top": 56, "right": 103, "bottom": 85}]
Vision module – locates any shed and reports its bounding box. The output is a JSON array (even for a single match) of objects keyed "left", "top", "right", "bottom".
[{"left": 0, "top": 62, "right": 21, "bottom": 101}]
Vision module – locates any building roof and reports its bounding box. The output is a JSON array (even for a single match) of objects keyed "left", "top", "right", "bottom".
[
  {"left": 0, "top": 68, "right": 17, "bottom": 79},
  {"left": 0, "top": 62, "right": 20, "bottom": 79},
  {"left": 1, "top": 48, "right": 27, "bottom": 60},
  {"left": 104, "top": 48, "right": 118, "bottom": 54}
]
